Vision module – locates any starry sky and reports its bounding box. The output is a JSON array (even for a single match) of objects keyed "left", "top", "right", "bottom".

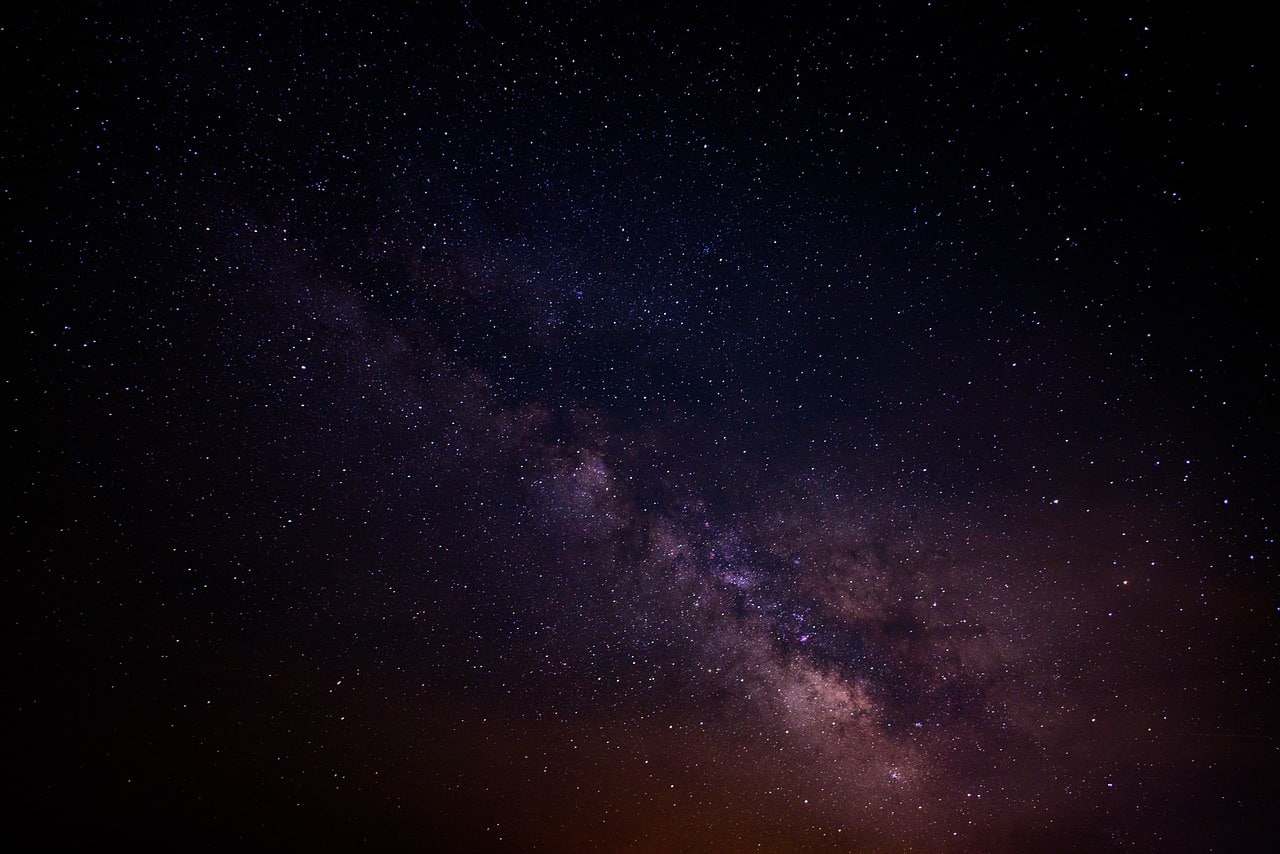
[{"left": 8, "top": 2, "right": 1275, "bottom": 851}]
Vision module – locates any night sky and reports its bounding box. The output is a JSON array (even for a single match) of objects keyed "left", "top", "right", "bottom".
[{"left": 8, "top": 3, "right": 1275, "bottom": 851}]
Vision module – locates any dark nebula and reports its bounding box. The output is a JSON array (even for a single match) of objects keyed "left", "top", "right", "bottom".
[{"left": 8, "top": 3, "right": 1274, "bottom": 851}]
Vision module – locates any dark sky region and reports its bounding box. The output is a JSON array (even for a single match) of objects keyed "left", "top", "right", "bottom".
[{"left": 7, "top": 2, "right": 1274, "bottom": 851}]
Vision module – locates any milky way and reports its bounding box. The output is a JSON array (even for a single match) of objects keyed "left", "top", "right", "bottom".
[{"left": 9, "top": 4, "right": 1274, "bottom": 851}]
